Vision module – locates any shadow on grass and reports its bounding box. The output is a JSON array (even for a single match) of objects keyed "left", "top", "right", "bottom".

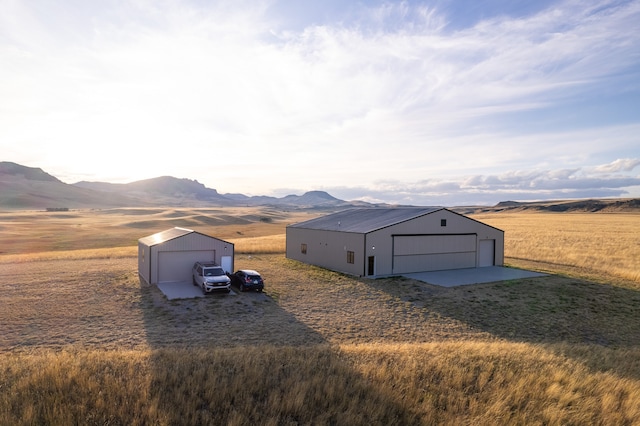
[
  {"left": 363, "top": 273, "right": 640, "bottom": 380},
  {"left": 138, "top": 278, "right": 418, "bottom": 424}
]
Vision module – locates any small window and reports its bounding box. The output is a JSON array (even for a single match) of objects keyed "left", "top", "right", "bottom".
[
  {"left": 301, "top": 243, "right": 307, "bottom": 254},
  {"left": 347, "top": 251, "right": 355, "bottom": 264},
  {"left": 441, "top": 219, "right": 447, "bottom": 227}
]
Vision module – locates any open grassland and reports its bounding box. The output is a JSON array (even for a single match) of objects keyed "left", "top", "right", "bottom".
[
  {"left": 0, "top": 207, "right": 311, "bottom": 256},
  {"left": 3, "top": 343, "right": 639, "bottom": 425},
  {"left": 0, "top": 208, "right": 639, "bottom": 424},
  {"left": 473, "top": 212, "right": 640, "bottom": 285}
]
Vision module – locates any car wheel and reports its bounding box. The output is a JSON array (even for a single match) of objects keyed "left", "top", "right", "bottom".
[
  {"left": 192, "top": 277, "right": 197, "bottom": 286},
  {"left": 240, "top": 283, "right": 245, "bottom": 292},
  {"left": 201, "top": 284, "right": 207, "bottom": 295}
]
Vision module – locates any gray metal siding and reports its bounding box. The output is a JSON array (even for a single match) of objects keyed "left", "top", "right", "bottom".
[
  {"left": 364, "top": 210, "right": 504, "bottom": 276},
  {"left": 138, "top": 241, "right": 151, "bottom": 284},
  {"left": 286, "top": 227, "right": 364, "bottom": 276}
]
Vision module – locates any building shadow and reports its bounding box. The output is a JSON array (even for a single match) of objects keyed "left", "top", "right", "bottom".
[
  {"left": 138, "top": 276, "right": 419, "bottom": 424},
  {"left": 361, "top": 273, "right": 640, "bottom": 380}
]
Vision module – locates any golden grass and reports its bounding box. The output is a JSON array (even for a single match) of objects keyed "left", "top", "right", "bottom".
[
  {"left": 0, "top": 246, "right": 137, "bottom": 264},
  {"left": 1, "top": 208, "right": 639, "bottom": 424},
  {"left": 472, "top": 212, "right": 640, "bottom": 285},
  {"left": 343, "top": 341, "right": 640, "bottom": 425},
  {"left": 2, "top": 343, "right": 639, "bottom": 425},
  {"left": 0, "top": 206, "right": 311, "bottom": 256},
  {"left": 0, "top": 235, "right": 287, "bottom": 263},
  {"left": 228, "top": 234, "right": 286, "bottom": 254}
]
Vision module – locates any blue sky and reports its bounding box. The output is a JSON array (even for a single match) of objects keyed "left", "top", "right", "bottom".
[{"left": 1, "top": 0, "right": 639, "bottom": 206}]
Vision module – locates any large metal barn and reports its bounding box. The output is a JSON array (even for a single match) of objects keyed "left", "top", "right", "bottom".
[{"left": 286, "top": 207, "right": 504, "bottom": 277}]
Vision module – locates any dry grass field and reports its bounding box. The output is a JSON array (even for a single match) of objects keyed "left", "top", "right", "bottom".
[
  {"left": 474, "top": 212, "right": 640, "bottom": 285},
  {"left": 0, "top": 207, "right": 639, "bottom": 425}
]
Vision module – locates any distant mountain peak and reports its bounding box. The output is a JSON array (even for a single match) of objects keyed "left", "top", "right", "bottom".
[
  {"left": 128, "top": 176, "right": 217, "bottom": 194},
  {"left": 302, "top": 190, "right": 338, "bottom": 200},
  {"left": 0, "top": 161, "right": 61, "bottom": 183}
]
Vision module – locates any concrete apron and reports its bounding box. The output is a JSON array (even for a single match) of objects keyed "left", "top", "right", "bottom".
[
  {"left": 403, "top": 266, "right": 547, "bottom": 288},
  {"left": 157, "top": 281, "right": 236, "bottom": 300}
]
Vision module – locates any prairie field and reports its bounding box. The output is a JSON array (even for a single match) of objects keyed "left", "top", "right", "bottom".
[
  {"left": 0, "top": 207, "right": 639, "bottom": 425},
  {"left": 474, "top": 212, "right": 640, "bottom": 284}
]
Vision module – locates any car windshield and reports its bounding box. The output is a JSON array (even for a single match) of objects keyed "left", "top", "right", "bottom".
[{"left": 204, "top": 267, "right": 224, "bottom": 276}]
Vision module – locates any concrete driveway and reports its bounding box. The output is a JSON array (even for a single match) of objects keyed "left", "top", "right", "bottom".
[
  {"left": 403, "top": 266, "right": 546, "bottom": 288},
  {"left": 157, "top": 281, "right": 236, "bottom": 300}
]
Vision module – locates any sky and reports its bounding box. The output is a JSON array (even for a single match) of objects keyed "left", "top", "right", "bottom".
[{"left": 1, "top": 0, "right": 639, "bottom": 206}]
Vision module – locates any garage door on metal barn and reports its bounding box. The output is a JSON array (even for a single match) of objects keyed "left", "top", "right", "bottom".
[
  {"left": 393, "top": 234, "right": 476, "bottom": 273},
  {"left": 157, "top": 250, "right": 215, "bottom": 283}
]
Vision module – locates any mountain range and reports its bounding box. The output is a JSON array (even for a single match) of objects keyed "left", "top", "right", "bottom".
[
  {"left": 2, "top": 161, "right": 639, "bottom": 212},
  {"left": 0, "top": 162, "right": 373, "bottom": 210}
]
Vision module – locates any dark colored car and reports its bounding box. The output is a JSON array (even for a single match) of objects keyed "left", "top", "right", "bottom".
[{"left": 230, "top": 269, "right": 264, "bottom": 292}]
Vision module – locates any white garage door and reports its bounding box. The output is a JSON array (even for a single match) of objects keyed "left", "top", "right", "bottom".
[
  {"left": 393, "top": 234, "right": 476, "bottom": 273},
  {"left": 158, "top": 250, "right": 214, "bottom": 283}
]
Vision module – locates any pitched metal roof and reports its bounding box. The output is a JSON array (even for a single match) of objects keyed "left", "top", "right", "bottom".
[
  {"left": 287, "top": 207, "right": 444, "bottom": 233},
  {"left": 138, "top": 227, "right": 195, "bottom": 246}
]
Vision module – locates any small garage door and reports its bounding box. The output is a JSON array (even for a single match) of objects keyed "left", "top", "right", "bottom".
[
  {"left": 158, "top": 250, "right": 214, "bottom": 283},
  {"left": 393, "top": 234, "right": 476, "bottom": 273}
]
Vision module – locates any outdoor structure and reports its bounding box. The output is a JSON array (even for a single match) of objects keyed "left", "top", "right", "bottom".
[
  {"left": 138, "top": 227, "right": 234, "bottom": 285},
  {"left": 286, "top": 207, "right": 504, "bottom": 277}
]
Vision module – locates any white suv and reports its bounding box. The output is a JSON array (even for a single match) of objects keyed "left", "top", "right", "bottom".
[{"left": 192, "top": 262, "right": 231, "bottom": 294}]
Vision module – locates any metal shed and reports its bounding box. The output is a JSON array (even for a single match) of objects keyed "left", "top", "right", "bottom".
[
  {"left": 138, "top": 227, "right": 234, "bottom": 285},
  {"left": 286, "top": 207, "right": 504, "bottom": 277}
]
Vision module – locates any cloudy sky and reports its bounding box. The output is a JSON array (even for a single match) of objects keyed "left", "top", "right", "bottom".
[{"left": 1, "top": 0, "right": 639, "bottom": 206}]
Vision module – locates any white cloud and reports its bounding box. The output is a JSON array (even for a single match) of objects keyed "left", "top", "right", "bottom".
[
  {"left": 323, "top": 161, "right": 640, "bottom": 206},
  {"left": 593, "top": 158, "right": 640, "bottom": 173}
]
